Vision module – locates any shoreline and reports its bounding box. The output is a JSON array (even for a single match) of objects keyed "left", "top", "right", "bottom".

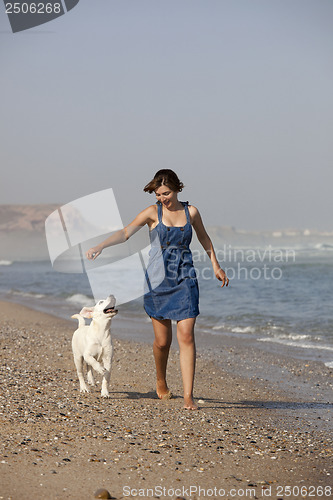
[
  {"left": 1, "top": 255, "right": 333, "bottom": 372},
  {"left": 2, "top": 289, "right": 333, "bottom": 363},
  {"left": 0, "top": 300, "right": 332, "bottom": 499},
  {"left": 1, "top": 294, "right": 332, "bottom": 414}
]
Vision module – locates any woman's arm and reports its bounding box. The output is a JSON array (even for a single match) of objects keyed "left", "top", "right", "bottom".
[
  {"left": 86, "top": 205, "right": 156, "bottom": 260},
  {"left": 191, "top": 206, "right": 229, "bottom": 287}
]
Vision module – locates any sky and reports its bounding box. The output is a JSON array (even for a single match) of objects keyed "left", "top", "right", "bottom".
[{"left": 0, "top": 0, "right": 332, "bottom": 231}]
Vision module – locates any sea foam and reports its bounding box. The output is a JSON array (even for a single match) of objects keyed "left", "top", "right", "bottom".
[{"left": 66, "top": 294, "right": 94, "bottom": 307}]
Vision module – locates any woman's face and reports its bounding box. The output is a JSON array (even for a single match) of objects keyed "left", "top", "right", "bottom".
[{"left": 155, "top": 184, "right": 178, "bottom": 208}]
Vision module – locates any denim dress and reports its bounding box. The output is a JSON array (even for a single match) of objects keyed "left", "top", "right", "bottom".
[{"left": 143, "top": 201, "right": 199, "bottom": 321}]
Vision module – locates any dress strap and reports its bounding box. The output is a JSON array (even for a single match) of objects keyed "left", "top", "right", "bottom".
[
  {"left": 156, "top": 201, "right": 163, "bottom": 223},
  {"left": 183, "top": 201, "right": 190, "bottom": 224}
]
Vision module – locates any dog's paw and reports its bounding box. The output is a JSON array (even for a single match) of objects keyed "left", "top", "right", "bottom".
[
  {"left": 80, "top": 386, "right": 90, "bottom": 393},
  {"left": 101, "top": 391, "right": 110, "bottom": 398},
  {"left": 97, "top": 367, "right": 107, "bottom": 376}
]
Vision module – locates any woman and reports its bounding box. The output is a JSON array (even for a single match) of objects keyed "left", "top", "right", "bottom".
[{"left": 86, "top": 169, "right": 228, "bottom": 410}]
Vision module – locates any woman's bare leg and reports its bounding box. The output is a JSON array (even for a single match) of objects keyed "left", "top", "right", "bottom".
[
  {"left": 151, "top": 317, "right": 172, "bottom": 399},
  {"left": 177, "top": 317, "right": 197, "bottom": 410}
]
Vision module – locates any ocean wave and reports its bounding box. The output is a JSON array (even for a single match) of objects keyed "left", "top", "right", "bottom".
[
  {"left": 231, "top": 326, "right": 256, "bottom": 334},
  {"left": 324, "top": 360, "right": 333, "bottom": 368},
  {"left": 270, "top": 325, "right": 285, "bottom": 331},
  {"left": 0, "top": 260, "right": 13, "bottom": 266},
  {"left": 10, "top": 290, "right": 45, "bottom": 299},
  {"left": 257, "top": 337, "right": 333, "bottom": 351},
  {"left": 271, "top": 332, "right": 312, "bottom": 341},
  {"left": 66, "top": 294, "right": 94, "bottom": 307},
  {"left": 314, "top": 243, "right": 333, "bottom": 251}
]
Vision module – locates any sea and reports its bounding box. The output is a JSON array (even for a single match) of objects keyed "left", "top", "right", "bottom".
[{"left": 0, "top": 242, "right": 332, "bottom": 368}]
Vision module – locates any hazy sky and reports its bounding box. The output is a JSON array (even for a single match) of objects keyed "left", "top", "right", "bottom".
[{"left": 1, "top": 0, "right": 332, "bottom": 231}]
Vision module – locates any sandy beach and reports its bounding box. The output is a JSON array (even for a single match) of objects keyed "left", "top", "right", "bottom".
[{"left": 0, "top": 300, "right": 332, "bottom": 500}]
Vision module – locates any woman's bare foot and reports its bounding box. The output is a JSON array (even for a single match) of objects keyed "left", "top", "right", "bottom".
[
  {"left": 156, "top": 380, "right": 172, "bottom": 400},
  {"left": 183, "top": 396, "right": 198, "bottom": 410}
]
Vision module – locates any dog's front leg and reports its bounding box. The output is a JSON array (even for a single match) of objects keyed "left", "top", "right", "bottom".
[
  {"left": 84, "top": 352, "right": 106, "bottom": 376},
  {"left": 101, "top": 345, "right": 113, "bottom": 398}
]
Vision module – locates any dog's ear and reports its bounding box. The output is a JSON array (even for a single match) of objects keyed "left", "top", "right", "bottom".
[{"left": 79, "top": 307, "right": 94, "bottom": 319}]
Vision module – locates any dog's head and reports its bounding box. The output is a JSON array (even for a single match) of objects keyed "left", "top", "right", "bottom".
[{"left": 79, "top": 295, "right": 118, "bottom": 320}]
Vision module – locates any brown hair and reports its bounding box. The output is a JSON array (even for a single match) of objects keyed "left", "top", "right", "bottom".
[{"left": 143, "top": 169, "right": 184, "bottom": 194}]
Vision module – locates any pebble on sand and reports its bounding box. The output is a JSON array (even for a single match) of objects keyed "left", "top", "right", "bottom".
[{"left": 94, "top": 488, "right": 112, "bottom": 499}]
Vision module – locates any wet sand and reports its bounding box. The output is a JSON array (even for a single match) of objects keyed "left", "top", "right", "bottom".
[{"left": 0, "top": 300, "right": 332, "bottom": 500}]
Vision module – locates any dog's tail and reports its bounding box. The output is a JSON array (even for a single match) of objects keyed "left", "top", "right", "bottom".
[{"left": 71, "top": 314, "right": 86, "bottom": 328}]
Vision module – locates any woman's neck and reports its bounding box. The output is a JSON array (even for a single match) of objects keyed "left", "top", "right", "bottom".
[{"left": 164, "top": 200, "right": 183, "bottom": 212}]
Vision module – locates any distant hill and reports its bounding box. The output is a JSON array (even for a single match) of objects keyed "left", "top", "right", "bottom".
[
  {"left": 0, "top": 204, "right": 59, "bottom": 261},
  {"left": 0, "top": 204, "right": 332, "bottom": 261},
  {"left": 0, "top": 204, "right": 59, "bottom": 232}
]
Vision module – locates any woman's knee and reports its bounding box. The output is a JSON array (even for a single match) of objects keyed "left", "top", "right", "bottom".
[
  {"left": 177, "top": 329, "right": 195, "bottom": 346},
  {"left": 154, "top": 337, "right": 172, "bottom": 350},
  {"left": 152, "top": 318, "right": 172, "bottom": 350}
]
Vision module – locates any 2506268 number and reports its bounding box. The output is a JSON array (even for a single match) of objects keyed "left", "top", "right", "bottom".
[
  {"left": 276, "top": 485, "right": 332, "bottom": 497},
  {"left": 5, "top": 3, "right": 62, "bottom": 14}
]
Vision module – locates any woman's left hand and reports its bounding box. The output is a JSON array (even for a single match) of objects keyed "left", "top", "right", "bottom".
[{"left": 215, "top": 267, "right": 229, "bottom": 287}]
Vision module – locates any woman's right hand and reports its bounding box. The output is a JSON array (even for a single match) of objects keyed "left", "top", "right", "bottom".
[{"left": 86, "top": 246, "right": 103, "bottom": 260}]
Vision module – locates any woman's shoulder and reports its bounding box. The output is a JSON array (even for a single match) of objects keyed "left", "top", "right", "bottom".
[
  {"left": 141, "top": 204, "right": 159, "bottom": 221},
  {"left": 129, "top": 204, "right": 158, "bottom": 226},
  {"left": 184, "top": 203, "right": 200, "bottom": 226},
  {"left": 186, "top": 203, "right": 199, "bottom": 217}
]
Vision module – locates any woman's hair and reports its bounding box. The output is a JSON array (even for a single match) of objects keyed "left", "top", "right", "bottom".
[{"left": 143, "top": 169, "right": 184, "bottom": 193}]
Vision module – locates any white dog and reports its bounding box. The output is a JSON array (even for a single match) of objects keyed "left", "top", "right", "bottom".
[{"left": 71, "top": 295, "right": 118, "bottom": 398}]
